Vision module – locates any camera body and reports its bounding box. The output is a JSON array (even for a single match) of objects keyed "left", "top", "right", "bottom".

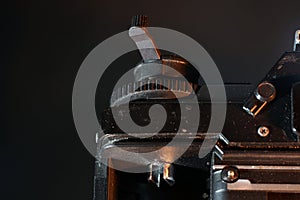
[{"left": 93, "top": 16, "right": 300, "bottom": 200}]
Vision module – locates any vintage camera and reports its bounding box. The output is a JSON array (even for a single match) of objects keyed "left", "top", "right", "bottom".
[{"left": 93, "top": 15, "right": 300, "bottom": 200}]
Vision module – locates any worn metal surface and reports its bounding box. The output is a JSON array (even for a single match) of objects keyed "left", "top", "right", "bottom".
[{"left": 95, "top": 19, "right": 300, "bottom": 199}]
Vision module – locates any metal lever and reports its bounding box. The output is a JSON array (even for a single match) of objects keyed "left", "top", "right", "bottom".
[{"left": 129, "top": 15, "right": 161, "bottom": 61}]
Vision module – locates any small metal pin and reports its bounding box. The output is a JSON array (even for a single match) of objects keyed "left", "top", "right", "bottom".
[
  {"left": 148, "top": 162, "right": 175, "bottom": 187},
  {"left": 163, "top": 163, "right": 175, "bottom": 186},
  {"left": 293, "top": 30, "right": 300, "bottom": 51},
  {"left": 96, "top": 132, "right": 101, "bottom": 143},
  {"left": 148, "top": 163, "right": 162, "bottom": 187}
]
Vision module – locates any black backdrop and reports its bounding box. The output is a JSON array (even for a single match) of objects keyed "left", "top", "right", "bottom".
[{"left": 2, "top": 0, "right": 300, "bottom": 199}]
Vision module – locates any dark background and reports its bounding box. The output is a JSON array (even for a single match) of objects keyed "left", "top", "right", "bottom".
[{"left": 2, "top": 0, "right": 300, "bottom": 199}]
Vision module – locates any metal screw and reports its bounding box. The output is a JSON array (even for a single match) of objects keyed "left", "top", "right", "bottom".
[
  {"left": 257, "top": 126, "right": 270, "bottom": 137},
  {"left": 202, "top": 193, "right": 209, "bottom": 199},
  {"left": 221, "top": 166, "right": 239, "bottom": 183}
]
